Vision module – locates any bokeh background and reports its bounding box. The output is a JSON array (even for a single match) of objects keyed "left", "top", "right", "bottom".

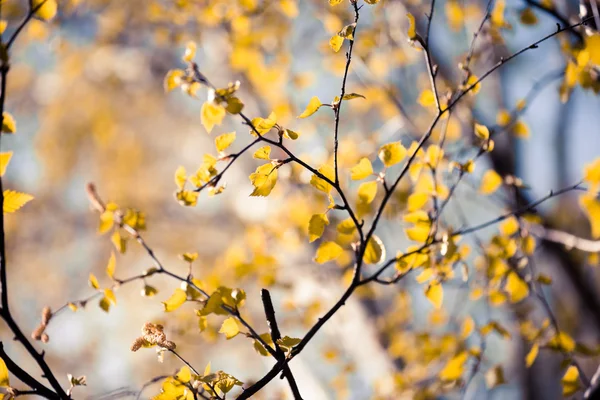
[{"left": 2, "top": 0, "right": 600, "bottom": 399}]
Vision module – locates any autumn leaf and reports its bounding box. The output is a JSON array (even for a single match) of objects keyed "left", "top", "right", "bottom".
[
  {"left": 88, "top": 273, "right": 100, "bottom": 290},
  {"left": 219, "top": 317, "right": 240, "bottom": 339},
  {"left": 1, "top": 112, "right": 16, "bottom": 134},
  {"left": 315, "top": 241, "right": 343, "bottom": 264},
  {"left": 249, "top": 163, "right": 278, "bottom": 197},
  {"left": 474, "top": 123, "right": 490, "bottom": 140},
  {"left": 201, "top": 102, "right": 226, "bottom": 134},
  {"left": 378, "top": 142, "right": 407, "bottom": 167},
  {"left": 439, "top": 351, "right": 468, "bottom": 381},
  {"left": 0, "top": 152, "right": 12, "bottom": 177},
  {"left": 33, "top": 0, "right": 57, "bottom": 21},
  {"left": 350, "top": 158, "right": 373, "bottom": 180},
  {"left": 364, "top": 235, "right": 385, "bottom": 264},
  {"left": 253, "top": 146, "right": 271, "bottom": 160},
  {"left": 526, "top": 343, "right": 539, "bottom": 367},
  {"left": 479, "top": 170, "right": 503, "bottom": 195},
  {"left": 329, "top": 34, "right": 344, "bottom": 53},
  {"left": 162, "top": 288, "right": 187, "bottom": 312},
  {"left": 406, "top": 13, "right": 417, "bottom": 40},
  {"left": 106, "top": 252, "right": 116, "bottom": 279},
  {"left": 0, "top": 357, "right": 9, "bottom": 387},
  {"left": 425, "top": 281, "right": 443, "bottom": 309},
  {"left": 3, "top": 190, "right": 33, "bottom": 213},
  {"left": 215, "top": 132, "right": 236, "bottom": 152},
  {"left": 298, "top": 96, "right": 323, "bottom": 118},
  {"left": 310, "top": 165, "right": 335, "bottom": 194},
  {"left": 561, "top": 366, "right": 581, "bottom": 397},
  {"left": 308, "top": 213, "right": 329, "bottom": 242}
]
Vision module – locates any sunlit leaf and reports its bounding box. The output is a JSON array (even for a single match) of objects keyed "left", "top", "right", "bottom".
[
  {"left": 182, "top": 41, "right": 197, "bottom": 63},
  {"left": 526, "top": 343, "right": 539, "bottom": 367},
  {"left": 378, "top": 142, "right": 407, "bottom": 167},
  {"left": 350, "top": 158, "right": 373, "bottom": 180},
  {"left": 357, "top": 181, "right": 378, "bottom": 205},
  {"left": 33, "top": 0, "right": 57, "bottom": 20},
  {"left": 308, "top": 213, "right": 329, "bottom": 242},
  {"left": 439, "top": 351, "right": 468, "bottom": 381},
  {"left": 253, "top": 146, "right": 271, "bottom": 160},
  {"left": 425, "top": 281, "right": 443, "bottom": 309},
  {"left": 201, "top": 102, "right": 226, "bottom": 134},
  {"left": 106, "top": 252, "right": 116, "bottom": 279},
  {"left": 298, "top": 96, "right": 323, "bottom": 118},
  {"left": 88, "top": 273, "right": 100, "bottom": 290},
  {"left": 215, "top": 132, "right": 236, "bottom": 152},
  {"left": 219, "top": 317, "right": 240, "bottom": 339},
  {"left": 562, "top": 366, "right": 581, "bottom": 397},
  {"left": 249, "top": 163, "right": 278, "bottom": 197},
  {"left": 0, "top": 358, "right": 9, "bottom": 387},
  {"left": 329, "top": 34, "right": 344, "bottom": 53},
  {"left": 337, "top": 218, "right": 356, "bottom": 235},
  {"left": 315, "top": 241, "right": 343, "bottom": 264},
  {"left": 474, "top": 123, "right": 490, "bottom": 140},
  {"left": 364, "top": 235, "right": 385, "bottom": 264},
  {"left": 162, "top": 288, "right": 187, "bottom": 312},
  {"left": 1, "top": 112, "right": 15, "bottom": 134},
  {"left": 310, "top": 165, "right": 335, "bottom": 194},
  {"left": 0, "top": 152, "right": 12, "bottom": 177},
  {"left": 407, "top": 13, "right": 417, "bottom": 40},
  {"left": 479, "top": 170, "right": 503, "bottom": 195}
]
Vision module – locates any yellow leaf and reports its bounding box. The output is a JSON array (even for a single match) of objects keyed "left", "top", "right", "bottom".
[
  {"left": 106, "top": 252, "right": 116, "bottom": 279},
  {"left": 298, "top": 96, "right": 323, "bottom": 118},
  {"left": 219, "top": 317, "right": 240, "bottom": 339},
  {"left": 201, "top": 102, "right": 226, "bottom": 134},
  {"left": 176, "top": 366, "right": 192, "bottom": 384},
  {"left": 308, "top": 213, "right": 329, "bottom": 242},
  {"left": 497, "top": 109, "right": 511, "bottom": 126},
  {"left": 2, "top": 112, "right": 16, "bottom": 134},
  {"left": 0, "top": 358, "right": 9, "bottom": 387},
  {"left": 253, "top": 146, "right": 271, "bottom": 160},
  {"left": 329, "top": 34, "right": 344, "bottom": 53},
  {"left": 88, "top": 273, "right": 100, "bottom": 290},
  {"left": 0, "top": 152, "right": 12, "bottom": 177},
  {"left": 364, "top": 0, "right": 380, "bottom": 4},
  {"left": 562, "top": 365, "right": 581, "bottom": 397},
  {"left": 249, "top": 163, "right": 278, "bottom": 197},
  {"left": 310, "top": 165, "right": 335, "bottom": 194},
  {"left": 182, "top": 41, "right": 197, "bottom": 63},
  {"left": 474, "top": 123, "right": 490, "bottom": 140},
  {"left": 405, "top": 224, "right": 430, "bottom": 242},
  {"left": 513, "top": 121, "right": 529, "bottom": 138},
  {"left": 162, "top": 288, "right": 187, "bottom": 312},
  {"left": 337, "top": 218, "right": 356, "bottom": 234},
  {"left": 0, "top": 21, "right": 6, "bottom": 35},
  {"left": 164, "top": 69, "right": 185, "bottom": 92},
  {"left": 33, "top": 0, "right": 57, "bottom": 20},
  {"left": 357, "top": 181, "right": 378, "bottom": 205},
  {"left": 3, "top": 190, "right": 34, "bottom": 214},
  {"left": 418, "top": 89, "right": 435, "bottom": 107},
  {"left": 338, "top": 23, "right": 356, "bottom": 40},
  {"left": 176, "top": 190, "right": 198, "bottom": 207},
  {"left": 406, "top": 13, "right": 417, "bottom": 40},
  {"left": 526, "top": 343, "right": 539, "bottom": 367},
  {"left": 215, "top": 132, "right": 236, "bottom": 152},
  {"left": 505, "top": 272, "right": 529, "bottom": 303},
  {"left": 439, "top": 351, "right": 468, "bottom": 381},
  {"left": 549, "top": 332, "right": 576, "bottom": 352},
  {"left": 378, "top": 142, "right": 407, "bottom": 167},
  {"left": 350, "top": 158, "right": 373, "bottom": 180},
  {"left": 461, "top": 316, "right": 475, "bottom": 339},
  {"left": 500, "top": 216, "right": 519, "bottom": 236},
  {"left": 466, "top": 75, "right": 481, "bottom": 94},
  {"left": 407, "top": 193, "right": 429, "bottom": 211},
  {"left": 580, "top": 194, "right": 600, "bottom": 238},
  {"left": 364, "top": 235, "right": 385, "bottom": 264},
  {"left": 425, "top": 282, "right": 443, "bottom": 309},
  {"left": 111, "top": 230, "right": 126, "bottom": 254},
  {"left": 485, "top": 365, "right": 506, "bottom": 388},
  {"left": 315, "top": 241, "right": 343, "bottom": 264},
  {"left": 583, "top": 158, "right": 600, "bottom": 192},
  {"left": 104, "top": 288, "right": 117, "bottom": 305},
  {"left": 250, "top": 112, "right": 277, "bottom": 135},
  {"left": 174, "top": 166, "right": 187, "bottom": 190},
  {"left": 280, "top": 0, "right": 298, "bottom": 17},
  {"left": 585, "top": 33, "right": 600, "bottom": 66},
  {"left": 329, "top": 0, "right": 344, "bottom": 5},
  {"left": 479, "top": 170, "right": 503, "bottom": 195}
]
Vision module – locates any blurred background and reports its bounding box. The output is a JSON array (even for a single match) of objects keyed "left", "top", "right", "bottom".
[{"left": 2, "top": 0, "right": 600, "bottom": 398}]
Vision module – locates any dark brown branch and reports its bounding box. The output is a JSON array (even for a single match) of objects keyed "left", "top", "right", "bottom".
[{"left": 0, "top": 343, "right": 57, "bottom": 399}]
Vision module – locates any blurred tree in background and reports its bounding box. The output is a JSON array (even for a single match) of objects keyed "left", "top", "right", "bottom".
[{"left": 1, "top": 0, "right": 600, "bottom": 399}]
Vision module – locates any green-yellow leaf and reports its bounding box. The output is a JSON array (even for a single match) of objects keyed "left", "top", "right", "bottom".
[
  {"left": 315, "top": 241, "right": 343, "bottom": 264},
  {"left": 425, "top": 281, "right": 443, "bottom": 309},
  {"left": 378, "top": 142, "right": 407, "bottom": 167},
  {"left": 342, "top": 93, "right": 366, "bottom": 100},
  {"left": 0, "top": 152, "right": 12, "bottom": 177},
  {"left": 350, "top": 158, "right": 373, "bottom": 180},
  {"left": 249, "top": 163, "right": 278, "bottom": 197},
  {"left": 479, "top": 170, "right": 503, "bottom": 195},
  {"left": 219, "top": 317, "right": 240, "bottom": 339},
  {"left": 253, "top": 146, "right": 271, "bottom": 160},
  {"left": 162, "top": 288, "right": 187, "bottom": 312},
  {"left": 215, "top": 132, "right": 236, "bottom": 152},
  {"left": 298, "top": 96, "right": 323, "bottom": 118},
  {"left": 364, "top": 235, "right": 385, "bottom": 264},
  {"left": 308, "top": 213, "right": 329, "bottom": 242}
]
